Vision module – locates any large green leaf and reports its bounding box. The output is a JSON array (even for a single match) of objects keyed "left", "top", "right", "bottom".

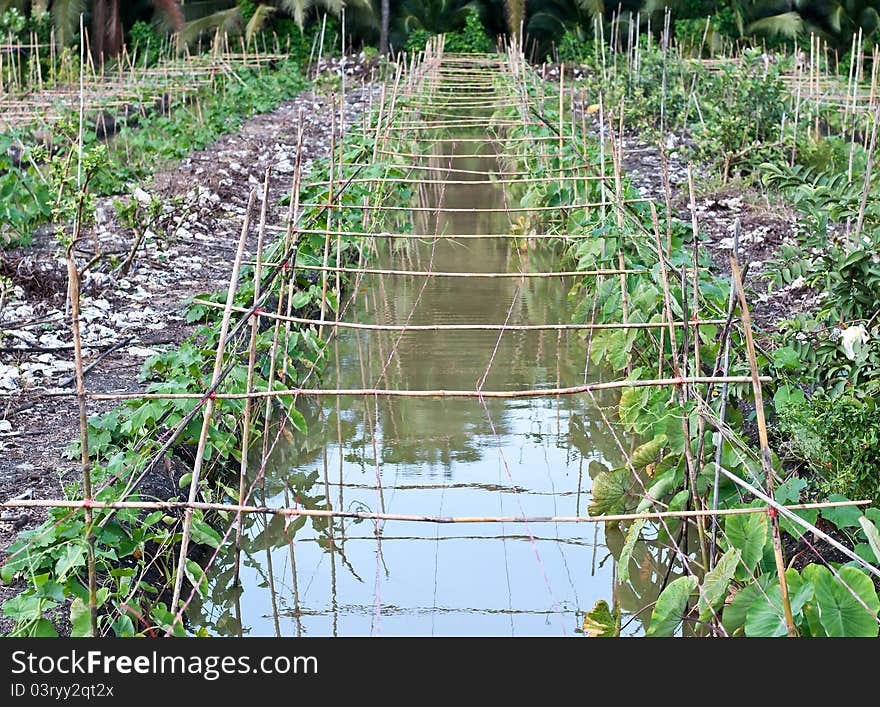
[
  {"left": 722, "top": 577, "right": 770, "bottom": 635},
  {"left": 646, "top": 575, "right": 697, "bottom": 637},
  {"left": 588, "top": 468, "right": 635, "bottom": 516},
  {"left": 821, "top": 496, "right": 863, "bottom": 529},
  {"left": 631, "top": 434, "right": 666, "bottom": 469},
  {"left": 618, "top": 519, "right": 646, "bottom": 584},
  {"left": 805, "top": 565, "right": 880, "bottom": 637},
  {"left": 635, "top": 468, "right": 678, "bottom": 514},
  {"left": 698, "top": 548, "right": 741, "bottom": 622},
  {"left": 745, "top": 569, "right": 812, "bottom": 637},
  {"left": 184, "top": 559, "right": 209, "bottom": 599},
  {"left": 857, "top": 516, "right": 880, "bottom": 564},
  {"left": 724, "top": 510, "right": 768, "bottom": 577},
  {"left": 581, "top": 600, "right": 620, "bottom": 638},
  {"left": 54, "top": 543, "right": 86, "bottom": 582},
  {"left": 70, "top": 598, "right": 91, "bottom": 638},
  {"left": 190, "top": 517, "right": 222, "bottom": 549}
]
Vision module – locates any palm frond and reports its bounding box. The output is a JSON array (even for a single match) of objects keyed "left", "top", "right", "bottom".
[
  {"left": 746, "top": 11, "right": 804, "bottom": 38},
  {"left": 50, "top": 0, "right": 88, "bottom": 46},
  {"left": 151, "top": 0, "right": 185, "bottom": 32},
  {"left": 861, "top": 6, "right": 880, "bottom": 34},
  {"left": 246, "top": 3, "right": 276, "bottom": 43},
  {"left": 574, "top": 0, "right": 603, "bottom": 16},
  {"left": 179, "top": 7, "right": 243, "bottom": 44}
]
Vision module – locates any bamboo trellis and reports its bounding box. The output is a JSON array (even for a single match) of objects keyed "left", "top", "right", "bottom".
[{"left": 4, "top": 34, "right": 878, "bottom": 639}]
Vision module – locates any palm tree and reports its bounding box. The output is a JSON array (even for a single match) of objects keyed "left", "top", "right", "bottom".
[
  {"left": 380, "top": 0, "right": 389, "bottom": 52},
  {"left": 0, "top": 1, "right": 184, "bottom": 56},
  {"left": 180, "top": 0, "right": 372, "bottom": 46}
]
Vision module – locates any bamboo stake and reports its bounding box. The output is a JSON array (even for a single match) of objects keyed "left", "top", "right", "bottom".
[
  {"left": 233, "top": 171, "right": 269, "bottom": 591},
  {"left": 169, "top": 191, "right": 256, "bottom": 613},
  {"left": 50, "top": 376, "right": 772, "bottom": 403},
  {"left": 730, "top": 256, "right": 796, "bottom": 637},
  {"left": 66, "top": 242, "right": 97, "bottom": 638},
  {"left": 192, "top": 299, "right": 727, "bottom": 332},
  {"left": 1, "top": 498, "right": 866, "bottom": 525}
]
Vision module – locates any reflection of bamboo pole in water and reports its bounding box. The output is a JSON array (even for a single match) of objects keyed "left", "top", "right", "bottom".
[
  {"left": 283, "top": 483, "right": 303, "bottom": 637},
  {"left": 556, "top": 329, "right": 562, "bottom": 435},
  {"left": 232, "top": 170, "right": 270, "bottom": 634},
  {"left": 255, "top": 172, "right": 282, "bottom": 637},
  {"left": 318, "top": 96, "right": 337, "bottom": 344},
  {"left": 320, "top": 408, "right": 339, "bottom": 637}
]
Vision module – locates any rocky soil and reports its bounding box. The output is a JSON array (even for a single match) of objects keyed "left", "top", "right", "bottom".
[{"left": 0, "top": 71, "right": 376, "bottom": 631}]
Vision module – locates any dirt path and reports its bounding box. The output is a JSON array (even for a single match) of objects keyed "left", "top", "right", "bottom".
[
  {"left": 0, "top": 82, "right": 375, "bottom": 630},
  {"left": 617, "top": 132, "right": 818, "bottom": 330}
]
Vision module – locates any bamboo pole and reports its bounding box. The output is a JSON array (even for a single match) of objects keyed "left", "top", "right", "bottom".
[
  {"left": 730, "top": 256, "right": 796, "bottom": 637},
  {"left": 169, "top": 191, "right": 256, "bottom": 613},
  {"left": 1, "top": 498, "right": 866, "bottom": 525},
  {"left": 42, "top": 376, "right": 772, "bottom": 403},
  {"left": 192, "top": 298, "right": 727, "bottom": 332}
]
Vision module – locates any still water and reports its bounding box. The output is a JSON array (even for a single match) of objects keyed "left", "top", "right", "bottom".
[{"left": 193, "top": 133, "right": 658, "bottom": 636}]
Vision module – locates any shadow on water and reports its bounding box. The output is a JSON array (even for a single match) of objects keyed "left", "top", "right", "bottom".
[{"left": 190, "top": 124, "right": 670, "bottom": 636}]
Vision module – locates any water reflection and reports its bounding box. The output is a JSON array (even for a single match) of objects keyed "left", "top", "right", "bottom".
[{"left": 190, "top": 126, "right": 662, "bottom": 636}]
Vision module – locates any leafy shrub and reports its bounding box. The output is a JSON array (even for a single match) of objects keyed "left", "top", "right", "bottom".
[
  {"left": 777, "top": 382, "right": 880, "bottom": 502},
  {"left": 444, "top": 10, "right": 494, "bottom": 54}
]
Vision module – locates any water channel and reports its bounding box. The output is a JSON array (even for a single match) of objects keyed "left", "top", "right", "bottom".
[{"left": 193, "top": 123, "right": 666, "bottom": 636}]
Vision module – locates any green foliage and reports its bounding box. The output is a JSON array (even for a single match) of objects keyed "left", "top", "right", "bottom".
[
  {"left": 1, "top": 58, "right": 308, "bottom": 248},
  {"left": 646, "top": 575, "right": 697, "bottom": 637},
  {"left": 1, "top": 96, "right": 391, "bottom": 637},
  {"left": 444, "top": 9, "right": 495, "bottom": 53},
  {"left": 776, "top": 382, "right": 880, "bottom": 502},
  {"left": 127, "top": 21, "right": 163, "bottom": 67},
  {"left": 580, "top": 599, "right": 621, "bottom": 637}
]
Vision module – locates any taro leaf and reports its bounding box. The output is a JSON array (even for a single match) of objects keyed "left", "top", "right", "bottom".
[
  {"left": 184, "top": 559, "right": 209, "bottom": 599},
  {"left": 588, "top": 468, "right": 635, "bottom": 516},
  {"left": 31, "top": 618, "right": 59, "bottom": 637},
  {"left": 2, "top": 593, "right": 45, "bottom": 624},
  {"left": 581, "top": 599, "right": 620, "bottom": 637},
  {"left": 805, "top": 565, "right": 880, "bottom": 637},
  {"left": 111, "top": 614, "right": 136, "bottom": 638},
  {"left": 291, "top": 290, "right": 310, "bottom": 309},
  {"left": 55, "top": 543, "right": 86, "bottom": 582},
  {"left": 618, "top": 387, "right": 650, "bottom": 432},
  {"left": 745, "top": 569, "right": 812, "bottom": 637},
  {"left": 698, "top": 548, "right": 741, "bottom": 622},
  {"left": 632, "top": 434, "right": 666, "bottom": 469},
  {"left": 646, "top": 575, "right": 697, "bottom": 637},
  {"left": 724, "top": 510, "right": 768, "bottom": 579},
  {"left": 664, "top": 414, "right": 686, "bottom": 454},
  {"left": 772, "top": 347, "right": 802, "bottom": 371},
  {"left": 636, "top": 468, "right": 677, "bottom": 513},
  {"left": 70, "top": 598, "right": 91, "bottom": 638},
  {"left": 857, "top": 516, "right": 880, "bottom": 564},
  {"left": 618, "top": 518, "right": 646, "bottom": 584},
  {"left": 722, "top": 578, "right": 770, "bottom": 635},
  {"left": 820, "top": 495, "right": 863, "bottom": 529},
  {"left": 190, "top": 517, "right": 222, "bottom": 549}
]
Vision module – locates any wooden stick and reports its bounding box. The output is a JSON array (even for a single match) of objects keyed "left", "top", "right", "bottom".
[
  {"left": 192, "top": 298, "right": 728, "bottom": 332},
  {"left": 54, "top": 376, "right": 771, "bottom": 402},
  {"left": 730, "top": 255, "right": 796, "bottom": 637},
  {"left": 1, "top": 498, "right": 867, "bottom": 525},
  {"left": 170, "top": 191, "right": 255, "bottom": 613}
]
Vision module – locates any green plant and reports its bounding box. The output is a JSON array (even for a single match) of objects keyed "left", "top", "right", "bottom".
[
  {"left": 445, "top": 8, "right": 494, "bottom": 53},
  {"left": 1, "top": 107, "right": 384, "bottom": 637},
  {"left": 776, "top": 382, "right": 880, "bottom": 502}
]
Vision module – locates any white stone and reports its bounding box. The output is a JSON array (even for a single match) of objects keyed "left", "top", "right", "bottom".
[{"left": 132, "top": 187, "right": 152, "bottom": 207}]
